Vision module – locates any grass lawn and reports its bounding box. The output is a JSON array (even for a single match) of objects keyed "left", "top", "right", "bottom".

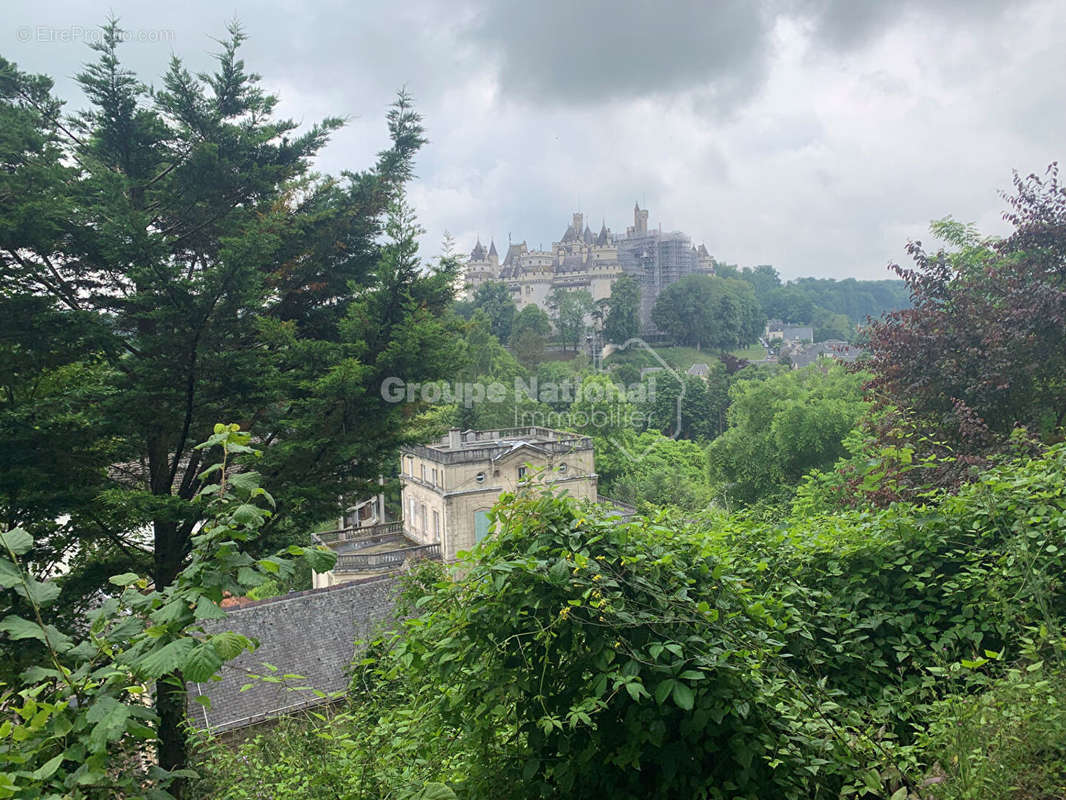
[{"left": 604, "top": 343, "right": 769, "bottom": 373}]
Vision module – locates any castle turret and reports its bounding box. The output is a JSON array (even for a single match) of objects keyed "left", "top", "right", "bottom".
[{"left": 633, "top": 203, "right": 649, "bottom": 235}]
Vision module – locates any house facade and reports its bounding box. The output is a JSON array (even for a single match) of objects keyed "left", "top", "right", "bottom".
[{"left": 312, "top": 427, "right": 598, "bottom": 587}]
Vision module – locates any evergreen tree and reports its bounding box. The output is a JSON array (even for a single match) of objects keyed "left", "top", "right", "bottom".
[{"left": 0, "top": 22, "right": 460, "bottom": 776}]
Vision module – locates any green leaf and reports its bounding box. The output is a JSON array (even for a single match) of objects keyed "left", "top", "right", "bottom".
[
  {"left": 889, "top": 788, "right": 908, "bottom": 800},
  {"left": 209, "top": 631, "right": 253, "bottom": 661},
  {"left": 182, "top": 642, "right": 224, "bottom": 683},
  {"left": 671, "top": 681, "right": 695, "bottom": 711},
  {"left": 231, "top": 504, "right": 267, "bottom": 528},
  {"left": 654, "top": 679, "right": 675, "bottom": 705},
  {"left": 0, "top": 614, "right": 46, "bottom": 641},
  {"left": 237, "top": 566, "right": 265, "bottom": 587},
  {"left": 30, "top": 754, "right": 64, "bottom": 781},
  {"left": 0, "top": 557, "right": 22, "bottom": 589},
  {"left": 86, "top": 697, "right": 131, "bottom": 750},
  {"left": 301, "top": 547, "right": 337, "bottom": 573},
  {"left": 0, "top": 528, "right": 33, "bottom": 556},
  {"left": 109, "top": 573, "right": 141, "bottom": 587},
  {"left": 138, "top": 639, "right": 196, "bottom": 679},
  {"left": 417, "top": 783, "right": 458, "bottom": 800},
  {"left": 194, "top": 595, "right": 226, "bottom": 621},
  {"left": 13, "top": 578, "right": 60, "bottom": 607}
]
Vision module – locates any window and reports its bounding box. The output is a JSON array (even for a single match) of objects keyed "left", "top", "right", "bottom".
[
  {"left": 517, "top": 466, "right": 527, "bottom": 479},
  {"left": 432, "top": 468, "right": 438, "bottom": 487},
  {"left": 474, "top": 510, "right": 490, "bottom": 544},
  {"left": 433, "top": 510, "right": 440, "bottom": 541},
  {"left": 558, "top": 462, "right": 568, "bottom": 473},
  {"left": 475, "top": 471, "right": 486, "bottom": 484},
  {"left": 420, "top": 503, "right": 427, "bottom": 533},
  {"left": 420, "top": 464, "right": 426, "bottom": 482}
]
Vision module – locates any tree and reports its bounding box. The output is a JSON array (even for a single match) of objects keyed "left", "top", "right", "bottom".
[
  {"left": 738, "top": 264, "right": 781, "bottom": 296},
  {"left": 508, "top": 304, "right": 552, "bottom": 367},
  {"left": 603, "top": 274, "right": 641, "bottom": 344},
  {"left": 707, "top": 365, "right": 868, "bottom": 506},
  {"left": 863, "top": 170, "right": 1066, "bottom": 463},
  {"left": 471, "top": 281, "right": 517, "bottom": 342},
  {"left": 811, "top": 307, "right": 854, "bottom": 342},
  {"left": 638, "top": 368, "right": 729, "bottom": 441},
  {"left": 0, "top": 426, "right": 336, "bottom": 798},
  {"left": 606, "top": 431, "right": 713, "bottom": 510},
  {"left": 651, "top": 275, "right": 763, "bottom": 350},
  {"left": 547, "top": 288, "right": 593, "bottom": 352},
  {"left": 0, "top": 23, "right": 460, "bottom": 775}
]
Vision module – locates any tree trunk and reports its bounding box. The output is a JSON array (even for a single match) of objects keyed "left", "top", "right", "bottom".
[
  {"left": 153, "top": 517, "right": 189, "bottom": 795},
  {"left": 150, "top": 426, "right": 190, "bottom": 794},
  {"left": 156, "top": 676, "right": 189, "bottom": 795}
]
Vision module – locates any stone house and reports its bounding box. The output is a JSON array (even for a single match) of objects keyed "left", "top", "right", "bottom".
[{"left": 312, "top": 426, "right": 598, "bottom": 587}]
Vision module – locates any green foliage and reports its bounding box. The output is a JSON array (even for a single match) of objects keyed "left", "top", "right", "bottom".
[
  {"left": 0, "top": 24, "right": 459, "bottom": 637},
  {"left": 507, "top": 305, "right": 552, "bottom": 367},
  {"left": 603, "top": 274, "right": 641, "bottom": 345},
  {"left": 638, "top": 367, "right": 729, "bottom": 441},
  {"left": 604, "top": 431, "right": 713, "bottom": 511},
  {"left": 651, "top": 274, "right": 764, "bottom": 351},
  {"left": 193, "top": 441, "right": 1066, "bottom": 800},
  {"left": 546, "top": 288, "right": 593, "bottom": 352},
  {"left": 707, "top": 365, "right": 869, "bottom": 506},
  {"left": 470, "top": 282, "right": 517, "bottom": 343},
  {"left": 0, "top": 425, "right": 335, "bottom": 798},
  {"left": 336, "top": 490, "right": 850, "bottom": 799}
]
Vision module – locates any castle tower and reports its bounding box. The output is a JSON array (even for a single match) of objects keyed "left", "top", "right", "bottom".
[{"left": 633, "top": 202, "right": 649, "bottom": 235}]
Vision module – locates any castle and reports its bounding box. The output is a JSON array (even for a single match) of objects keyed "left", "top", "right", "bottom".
[{"left": 465, "top": 204, "right": 716, "bottom": 330}]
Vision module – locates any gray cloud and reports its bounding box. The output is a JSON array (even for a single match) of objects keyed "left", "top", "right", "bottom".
[{"left": 4, "top": 0, "right": 1065, "bottom": 281}]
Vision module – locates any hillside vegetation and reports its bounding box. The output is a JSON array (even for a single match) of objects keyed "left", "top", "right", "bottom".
[{"left": 193, "top": 443, "right": 1066, "bottom": 799}]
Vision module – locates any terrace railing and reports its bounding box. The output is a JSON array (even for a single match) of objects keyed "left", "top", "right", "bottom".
[
  {"left": 313, "top": 520, "right": 405, "bottom": 547},
  {"left": 333, "top": 543, "right": 442, "bottom": 574}
]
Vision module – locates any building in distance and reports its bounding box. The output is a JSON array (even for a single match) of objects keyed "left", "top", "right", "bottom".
[{"left": 465, "top": 204, "right": 716, "bottom": 331}]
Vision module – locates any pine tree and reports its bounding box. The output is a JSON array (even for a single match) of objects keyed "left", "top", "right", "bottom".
[{"left": 0, "top": 20, "right": 460, "bottom": 778}]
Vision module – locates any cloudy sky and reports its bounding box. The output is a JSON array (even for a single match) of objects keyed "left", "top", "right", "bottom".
[{"left": 7, "top": 0, "right": 1065, "bottom": 280}]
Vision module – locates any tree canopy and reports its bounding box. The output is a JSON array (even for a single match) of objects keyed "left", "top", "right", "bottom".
[
  {"left": 603, "top": 273, "right": 641, "bottom": 345},
  {"left": 651, "top": 275, "right": 763, "bottom": 350},
  {"left": 0, "top": 21, "right": 461, "bottom": 772}
]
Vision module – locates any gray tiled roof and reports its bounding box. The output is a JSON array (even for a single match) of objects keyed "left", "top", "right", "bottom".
[{"left": 187, "top": 574, "right": 400, "bottom": 732}]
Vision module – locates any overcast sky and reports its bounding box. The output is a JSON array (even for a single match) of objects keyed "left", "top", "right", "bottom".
[{"left": 7, "top": 1, "right": 1065, "bottom": 280}]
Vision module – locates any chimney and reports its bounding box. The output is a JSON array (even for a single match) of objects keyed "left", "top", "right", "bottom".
[{"left": 448, "top": 428, "right": 461, "bottom": 449}]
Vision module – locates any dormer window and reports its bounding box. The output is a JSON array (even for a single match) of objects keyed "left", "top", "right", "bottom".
[
  {"left": 518, "top": 466, "right": 527, "bottom": 479},
  {"left": 475, "top": 471, "right": 486, "bottom": 484}
]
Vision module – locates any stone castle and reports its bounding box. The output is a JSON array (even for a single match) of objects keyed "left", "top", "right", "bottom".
[{"left": 465, "top": 204, "right": 716, "bottom": 329}]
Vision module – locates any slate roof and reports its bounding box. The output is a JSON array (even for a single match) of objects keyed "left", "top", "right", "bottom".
[
  {"left": 502, "top": 241, "right": 526, "bottom": 266},
  {"left": 687, "top": 362, "right": 711, "bottom": 377},
  {"left": 187, "top": 574, "right": 400, "bottom": 732},
  {"left": 596, "top": 222, "right": 610, "bottom": 246}
]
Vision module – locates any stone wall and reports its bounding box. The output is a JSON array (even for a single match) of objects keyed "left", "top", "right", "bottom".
[{"left": 187, "top": 573, "right": 400, "bottom": 732}]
